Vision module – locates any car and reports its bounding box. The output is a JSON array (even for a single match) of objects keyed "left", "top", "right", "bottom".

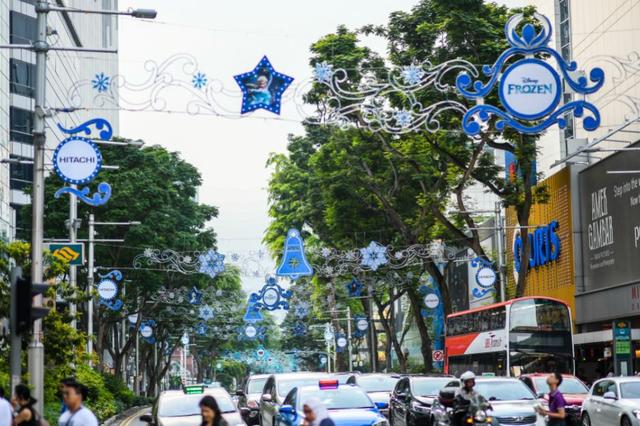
[
  {"left": 140, "top": 385, "right": 247, "bottom": 426},
  {"left": 431, "top": 377, "right": 543, "bottom": 426},
  {"left": 346, "top": 373, "right": 400, "bottom": 418},
  {"left": 519, "top": 373, "right": 589, "bottom": 426},
  {"left": 259, "top": 372, "right": 335, "bottom": 426},
  {"left": 389, "top": 375, "right": 459, "bottom": 426},
  {"left": 237, "top": 374, "right": 271, "bottom": 425},
  {"left": 274, "top": 379, "right": 389, "bottom": 426},
  {"left": 581, "top": 377, "right": 640, "bottom": 426}
]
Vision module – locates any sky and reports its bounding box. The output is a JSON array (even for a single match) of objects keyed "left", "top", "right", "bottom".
[{"left": 117, "top": 0, "right": 524, "bottom": 296}]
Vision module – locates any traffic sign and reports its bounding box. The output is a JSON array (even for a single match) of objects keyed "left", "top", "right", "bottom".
[
  {"left": 432, "top": 350, "right": 444, "bottom": 362},
  {"left": 48, "top": 243, "right": 84, "bottom": 265}
]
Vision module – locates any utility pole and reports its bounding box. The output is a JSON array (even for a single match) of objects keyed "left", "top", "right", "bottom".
[
  {"left": 368, "top": 284, "right": 377, "bottom": 372},
  {"left": 68, "top": 189, "right": 78, "bottom": 328},
  {"left": 87, "top": 214, "right": 95, "bottom": 363},
  {"left": 346, "top": 306, "right": 353, "bottom": 372},
  {"left": 495, "top": 201, "right": 507, "bottom": 302}
]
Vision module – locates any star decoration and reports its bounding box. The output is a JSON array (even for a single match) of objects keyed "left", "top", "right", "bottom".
[
  {"left": 234, "top": 56, "right": 294, "bottom": 115},
  {"left": 92, "top": 72, "right": 110, "bottom": 93},
  {"left": 360, "top": 241, "right": 388, "bottom": 271},
  {"left": 143, "top": 248, "right": 154, "bottom": 257},
  {"left": 313, "top": 61, "right": 334, "bottom": 83},
  {"left": 192, "top": 72, "right": 208, "bottom": 89},
  {"left": 345, "top": 277, "right": 364, "bottom": 297},
  {"left": 199, "top": 304, "right": 215, "bottom": 321},
  {"left": 321, "top": 248, "right": 332, "bottom": 258},
  {"left": 395, "top": 110, "right": 413, "bottom": 128},
  {"left": 293, "top": 322, "right": 307, "bottom": 337},
  {"left": 294, "top": 301, "right": 311, "bottom": 318},
  {"left": 400, "top": 64, "right": 424, "bottom": 85},
  {"left": 198, "top": 249, "right": 225, "bottom": 279},
  {"left": 196, "top": 322, "right": 208, "bottom": 335},
  {"left": 188, "top": 287, "right": 203, "bottom": 305}
]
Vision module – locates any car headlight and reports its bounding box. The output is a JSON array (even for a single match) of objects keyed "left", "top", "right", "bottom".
[
  {"left": 410, "top": 401, "right": 430, "bottom": 414},
  {"left": 474, "top": 410, "right": 487, "bottom": 422},
  {"left": 633, "top": 409, "right": 640, "bottom": 420},
  {"left": 373, "top": 419, "right": 390, "bottom": 426}
]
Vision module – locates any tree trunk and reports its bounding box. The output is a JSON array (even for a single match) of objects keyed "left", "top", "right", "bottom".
[{"left": 406, "top": 285, "right": 432, "bottom": 372}]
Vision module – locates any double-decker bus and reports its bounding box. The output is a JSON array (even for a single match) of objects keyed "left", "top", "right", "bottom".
[{"left": 444, "top": 297, "right": 574, "bottom": 377}]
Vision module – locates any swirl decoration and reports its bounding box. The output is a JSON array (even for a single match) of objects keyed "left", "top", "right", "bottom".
[
  {"left": 54, "top": 182, "right": 112, "bottom": 207},
  {"left": 57, "top": 118, "right": 113, "bottom": 140},
  {"left": 456, "top": 12, "right": 605, "bottom": 136},
  {"left": 248, "top": 276, "right": 293, "bottom": 311}
]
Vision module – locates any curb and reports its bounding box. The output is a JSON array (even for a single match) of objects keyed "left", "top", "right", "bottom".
[{"left": 102, "top": 405, "right": 148, "bottom": 426}]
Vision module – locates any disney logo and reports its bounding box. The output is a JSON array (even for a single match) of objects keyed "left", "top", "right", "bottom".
[{"left": 521, "top": 77, "right": 539, "bottom": 84}]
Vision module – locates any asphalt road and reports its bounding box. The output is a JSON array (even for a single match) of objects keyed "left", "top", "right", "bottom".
[{"left": 117, "top": 407, "right": 151, "bottom": 426}]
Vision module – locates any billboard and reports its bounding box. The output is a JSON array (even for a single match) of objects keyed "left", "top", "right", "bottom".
[{"left": 578, "top": 141, "right": 640, "bottom": 292}]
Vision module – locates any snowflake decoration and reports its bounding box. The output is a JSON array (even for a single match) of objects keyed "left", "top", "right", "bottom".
[
  {"left": 395, "top": 110, "right": 413, "bottom": 128},
  {"left": 198, "top": 249, "right": 225, "bottom": 279},
  {"left": 394, "top": 251, "right": 403, "bottom": 260},
  {"left": 293, "top": 322, "right": 307, "bottom": 337},
  {"left": 199, "top": 304, "right": 215, "bottom": 321},
  {"left": 143, "top": 248, "right": 154, "bottom": 257},
  {"left": 196, "top": 322, "right": 208, "bottom": 336},
  {"left": 188, "top": 287, "right": 203, "bottom": 305},
  {"left": 345, "top": 277, "right": 364, "bottom": 297},
  {"left": 321, "top": 247, "right": 332, "bottom": 258},
  {"left": 313, "top": 62, "right": 334, "bottom": 83},
  {"left": 294, "top": 301, "right": 311, "bottom": 318},
  {"left": 345, "top": 251, "right": 356, "bottom": 261},
  {"left": 192, "top": 72, "right": 208, "bottom": 89},
  {"left": 400, "top": 64, "right": 424, "bottom": 85},
  {"left": 230, "top": 253, "right": 240, "bottom": 262},
  {"left": 360, "top": 241, "right": 388, "bottom": 271},
  {"left": 92, "top": 72, "right": 110, "bottom": 93}
]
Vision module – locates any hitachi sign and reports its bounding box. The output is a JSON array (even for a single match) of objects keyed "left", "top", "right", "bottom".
[
  {"left": 57, "top": 156, "right": 96, "bottom": 163},
  {"left": 514, "top": 220, "right": 561, "bottom": 273}
]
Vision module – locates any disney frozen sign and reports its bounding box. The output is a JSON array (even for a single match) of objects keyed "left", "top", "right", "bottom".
[{"left": 456, "top": 13, "right": 604, "bottom": 135}]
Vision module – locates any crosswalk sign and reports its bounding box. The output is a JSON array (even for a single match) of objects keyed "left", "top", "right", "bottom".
[{"left": 48, "top": 243, "right": 84, "bottom": 265}]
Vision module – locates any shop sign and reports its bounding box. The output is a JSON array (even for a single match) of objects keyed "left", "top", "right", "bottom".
[
  {"left": 52, "top": 136, "right": 102, "bottom": 185},
  {"left": 513, "top": 220, "right": 561, "bottom": 273}
]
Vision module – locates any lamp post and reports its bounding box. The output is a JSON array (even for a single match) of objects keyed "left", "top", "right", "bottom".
[{"left": 0, "top": 1, "right": 155, "bottom": 411}]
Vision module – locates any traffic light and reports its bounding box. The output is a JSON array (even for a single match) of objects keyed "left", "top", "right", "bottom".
[{"left": 11, "top": 266, "right": 51, "bottom": 335}]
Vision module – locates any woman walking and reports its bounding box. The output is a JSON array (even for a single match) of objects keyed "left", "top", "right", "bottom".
[
  {"left": 199, "top": 395, "right": 228, "bottom": 426},
  {"left": 12, "top": 384, "right": 37, "bottom": 426}
]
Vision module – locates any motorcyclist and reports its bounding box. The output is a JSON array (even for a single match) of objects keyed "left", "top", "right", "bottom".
[{"left": 452, "top": 371, "right": 491, "bottom": 426}]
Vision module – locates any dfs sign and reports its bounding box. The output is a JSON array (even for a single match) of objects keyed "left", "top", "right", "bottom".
[{"left": 513, "top": 220, "right": 561, "bottom": 273}]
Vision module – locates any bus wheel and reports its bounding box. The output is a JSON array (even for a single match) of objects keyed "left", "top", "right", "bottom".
[{"left": 581, "top": 413, "right": 591, "bottom": 426}]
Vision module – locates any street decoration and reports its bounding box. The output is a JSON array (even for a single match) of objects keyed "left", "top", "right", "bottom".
[
  {"left": 293, "top": 301, "right": 310, "bottom": 319},
  {"left": 248, "top": 276, "right": 292, "bottom": 311},
  {"left": 196, "top": 322, "right": 208, "bottom": 336},
  {"left": 335, "top": 333, "right": 347, "bottom": 352},
  {"left": 359, "top": 241, "right": 388, "bottom": 271},
  {"left": 456, "top": 12, "right": 604, "bottom": 136},
  {"left": 470, "top": 257, "right": 497, "bottom": 299},
  {"left": 353, "top": 314, "right": 368, "bottom": 338},
  {"left": 292, "top": 322, "right": 307, "bottom": 337},
  {"left": 243, "top": 302, "right": 264, "bottom": 323},
  {"left": 198, "top": 304, "right": 215, "bottom": 321},
  {"left": 345, "top": 277, "right": 364, "bottom": 297},
  {"left": 192, "top": 71, "right": 207, "bottom": 89},
  {"left": 234, "top": 56, "right": 294, "bottom": 115},
  {"left": 92, "top": 72, "right": 110, "bottom": 92},
  {"left": 188, "top": 287, "right": 203, "bottom": 305},
  {"left": 417, "top": 271, "right": 445, "bottom": 371},
  {"left": 53, "top": 118, "right": 113, "bottom": 206},
  {"left": 275, "top": 228, "right": 313, "bottom": 281},
  {"left": 323, "top": 324, "right": 334, "bottom": 343},
  {"left": 97, "top": 270, "right": 123, "bottom": 311},
  {"left": 198, "top": 249, "right": 225, "bottom": 279},
  {"left": 139, "top": 319, "right": 157, "bottom": 343},
  {"left": 127, "top": 313, "right": 138, "bottom": 325},
  {"left": 237, "top": 323, "right": 266, "bottom": 341}
]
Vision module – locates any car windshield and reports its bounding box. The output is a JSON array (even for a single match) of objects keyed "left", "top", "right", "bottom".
[
  {"left": 411, "top": 378, "right": 457, "bottom": 397},
  {"left": 278, "top": 378, "right": 329, "bottom": 398},
  {"left": 158, "top": 394, "right": 236, "bottom": 417},
  {"left": 475, "top": 381, "right": 535, "bottom": 401},
  {"left": 620, "top": 382, "right": 640, "bottom": 399},
  {"left": 533, "top": 378, "right": 588, "bottom": 395},
  {"left": 248, "top": 378, "right": 267, "bottom": 394},
  {"left": 357, "top": 376, "right": 399, "bottom": 392},
  {"left": 299, "top": 388, "right": 374, "bottom": 410}
]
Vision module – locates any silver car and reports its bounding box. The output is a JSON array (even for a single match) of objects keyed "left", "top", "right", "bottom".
[
  {"left": 581, "top": 377, "right": 640, "bottom": 426},
  {"left": 432, "top": 377, "right": 545, "bottom": 426}
]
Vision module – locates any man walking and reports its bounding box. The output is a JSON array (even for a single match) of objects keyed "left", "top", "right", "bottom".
[{"left": 58, "top": 380, "right": 98, "bottom": 426}]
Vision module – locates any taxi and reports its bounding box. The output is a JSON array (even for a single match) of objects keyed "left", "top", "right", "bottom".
[
  {"left": 140, "top": 385, "right": 247, "bottom": 426},
  {"left": 274, "top": 379, "right": 389, "bottom": 426}
]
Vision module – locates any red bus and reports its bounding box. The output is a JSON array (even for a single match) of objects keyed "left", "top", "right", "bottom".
[{"left": 444, "top": 297, "right": 574, "bottom": 377}]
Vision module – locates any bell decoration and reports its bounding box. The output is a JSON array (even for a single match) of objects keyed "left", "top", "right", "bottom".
[{"left": 276, "top": 228, "right": 313, "bottom": 280}]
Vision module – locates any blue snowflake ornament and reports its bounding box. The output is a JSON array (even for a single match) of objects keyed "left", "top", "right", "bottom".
[
  {"left": 198, "top": 249, "right": 225, "bottom": 279},
  {"left": 234, "top": 56, "right": 294, "bottom": 115},
  {"left": 192, "top": 72, "right": 208, "bottom": 89},
  {"left": 196, "top": 322, "right": 208, "bottom": 336},
  {"left": 199, "top": 304, "right": 215, "bottom": 321},
  {"left": 400, "top": 64, "right": 424, "bottom": 85},
  {"left": 360, "top": 241, "right": 388, "bottom": 271},
  {"left": 294, "top": 301, "right": 311, "bottom": 319},
  {"left": 395, "top": 110, "right": 413, "bottom": 128},
  {"left": 345, "top": 277, "right": 364, "bottom": 297},
  {"left": 92, "top": 72, "right": 110, "bottom": 93},
  {"left": 188, "top": 287, "right": 203, "bottom": 305},
  {"left": 293, "top": 322, "right": 307, "bottom": 337},
  {"left": 313, "top": 62, "right": 334, "bottom": 83}
]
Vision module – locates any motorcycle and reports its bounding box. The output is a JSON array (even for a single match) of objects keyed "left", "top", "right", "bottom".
[{"left": 437, "top": 389, "right": 497, "bottom": 426}]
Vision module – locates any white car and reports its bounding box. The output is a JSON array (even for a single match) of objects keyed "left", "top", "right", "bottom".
[{"left": 581, "top": 377, "right": 640, "bottom": 426}]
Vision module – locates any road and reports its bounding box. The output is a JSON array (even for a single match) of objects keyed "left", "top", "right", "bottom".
[{"left": 116, "top": 408, "right": 150, "bottom": 426}]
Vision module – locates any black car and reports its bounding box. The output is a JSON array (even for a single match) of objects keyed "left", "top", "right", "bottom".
[
  {"left": 236, "top": 374, "right": 270, "bottom": 425},
  {"left": 389, "top": 376, "right": 459, "bottom": 426}
]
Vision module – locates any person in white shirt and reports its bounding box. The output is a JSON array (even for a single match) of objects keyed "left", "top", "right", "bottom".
[
  {"left": 0, "top": 386, "right": 13, "bottom": 426},
  {"left": 57, "top": 380, "right": 98, "bottom": 426}
]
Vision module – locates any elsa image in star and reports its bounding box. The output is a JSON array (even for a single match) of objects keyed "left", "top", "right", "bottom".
[{"left": 247, "top": 73, "right": 273, "bottom": 106}]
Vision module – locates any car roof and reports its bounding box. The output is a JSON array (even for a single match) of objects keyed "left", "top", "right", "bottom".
[
  {"left": 248, "top": 374, "right": 271, "bottom": 380},
  {"left": 599, "top": 377, "right": 640, "bottom": 383},
  {"left": 520, "top": 373, "right": 577, "bottom": 378},
  {"left": 474, "top": 377, "right": 522, "bottom": 382},
  {"left": 159, "top": 387, "right": 233, "bottom": 401},
  {"left": 296, "top": 383, "right": 364, "bottom": 394},
  {"left": 269, "top": 372, "right": 335, "bottom": 381},
  {"left": 393, "top": 373, "right": 454, "bottom": 378}
]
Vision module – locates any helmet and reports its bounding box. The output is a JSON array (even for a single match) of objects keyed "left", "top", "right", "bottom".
[{"left": 460, "top": 371, "right": 476, "bottom": 382}]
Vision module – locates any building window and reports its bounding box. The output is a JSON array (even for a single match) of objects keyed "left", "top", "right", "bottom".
[
  {"left": 10, "top": 12, "right": 37, "bottom": 45},
  {"left": 10, "top": 156, "right": 33, "bottom": 191},
  {"left": 10, "top": 59, "right": 35, "bottom": 98},
  {"left": 10, "top": 107, "right": 34, "bottom": 144}
]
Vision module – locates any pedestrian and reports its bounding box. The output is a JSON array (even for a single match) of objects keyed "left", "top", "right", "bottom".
[
  {"left": 0, "top": 386, "right": 13, "bottom": 426},
  {"left": 536, "top": 372, "right": 566, "bottom": 426},
  {"left": 199, "top": 395, "right": 228, "bottom": 426},
  {"left": 302, "top": 398, "right": 334, "bottom": 426},
  {"left": 12, "top": 384, "right": 37, "bottom": 426},
  {"left": 57, "top": 379, "right": 97, "bottom": 426}
]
